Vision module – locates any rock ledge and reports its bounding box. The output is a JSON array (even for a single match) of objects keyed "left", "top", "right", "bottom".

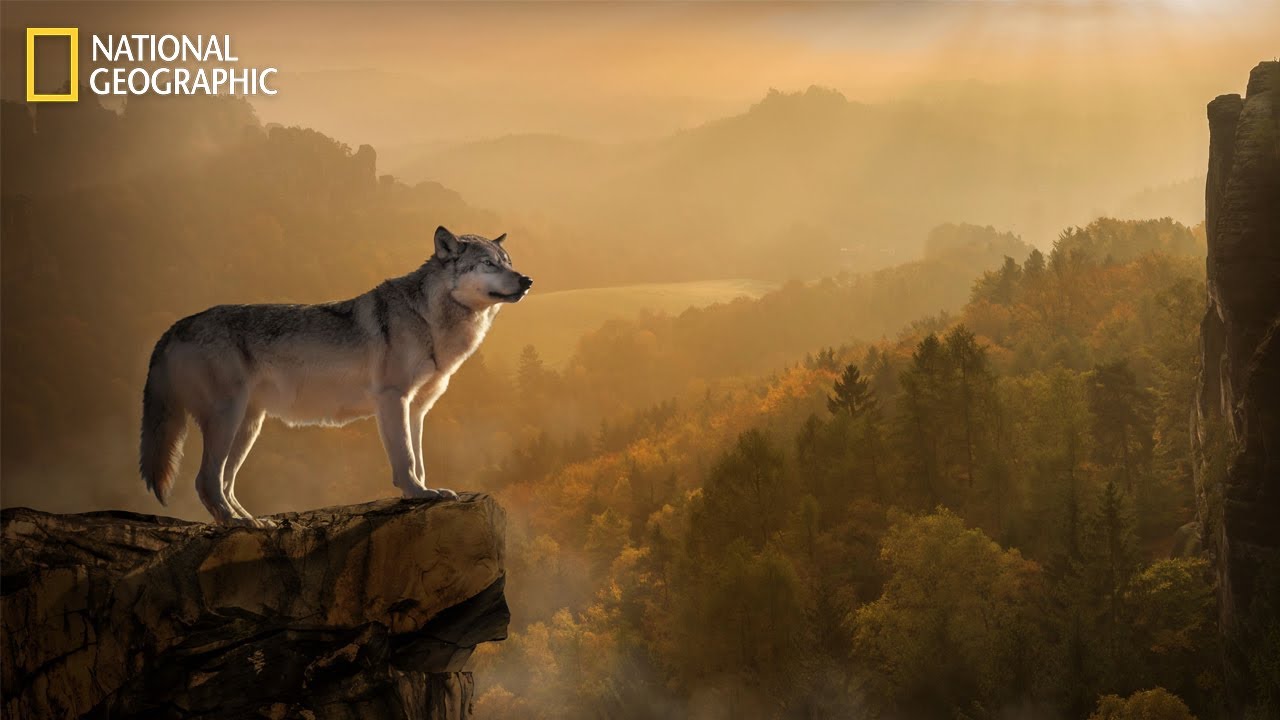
[{"left": 1, "top": 494, "right": 508, "bottom": 720}]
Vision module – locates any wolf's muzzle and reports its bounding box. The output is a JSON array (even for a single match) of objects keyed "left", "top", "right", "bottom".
[{"left": 491, "top": 275, "right": 533, "bottom": 303}]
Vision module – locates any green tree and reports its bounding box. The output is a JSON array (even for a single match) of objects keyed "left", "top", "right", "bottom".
[
  {"left": 1024, "top": 247, "right": 1046, "bottom": 279},
  {"left": 972, "top": 255, "right": 1022, "bottom": 305},
  {"left": 899, "top": 333, "right": 951, "bottom": 503},
  {"left": 517, "top": 344, "right": 552, "bottom": 397},
  {"left": 852, "top": 509, "right": 1045, "bottom": 716},
  {"left": 944, "top": 325, "right": 997, "bottom": 488},
  {"left": 898, "top": 327, "right": 999, "bottom": 504},
  {"left": 1088, "top": 360, "right": 1154, "bottom": 492},
  {"left": 1054, "top": 475, "right": 1141, "bottom": 712},
  {"left": 864, "top": 345, "right": 898, "bottom": 407},
  {"left": 676, "top": 541, "right": 807, "bottom": 706},
  {"left": 1128, "top": 558, "right": 1218, "bottom": 705},
  {"left": 689, "top": 429, "right": 789, "bottom": 551},
  {"left": 1008, "top": 369, "right": 1093, "bottom": 560},
  {"left": 828, "top": 363, "right": 877, "bottom": 418},
  {"left": 827, "top": 363, "right": 885, "bottom": 497},
  {"left": 1145, "top": 277, "right": 1205, "bottom": 541}
]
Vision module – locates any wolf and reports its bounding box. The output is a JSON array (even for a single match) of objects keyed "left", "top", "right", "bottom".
[{"left": 139, "top": 226, "right": 531, "bottom": 526}]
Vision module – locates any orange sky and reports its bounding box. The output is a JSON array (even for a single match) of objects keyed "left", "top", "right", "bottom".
[{"left": 3, "top": 1, "right": 1277, "bottom": 148}]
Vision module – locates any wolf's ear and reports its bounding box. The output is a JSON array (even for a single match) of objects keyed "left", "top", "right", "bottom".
[
  {"left": 493, "top": 233, "right": 507, "bottom": 246},
  {"left": 434, "top": 226, "right": 462, "bottom": 260}
]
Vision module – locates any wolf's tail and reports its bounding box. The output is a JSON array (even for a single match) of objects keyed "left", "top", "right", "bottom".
[{"left": 139, "top": 329, "right": 187, "bottom": 505}]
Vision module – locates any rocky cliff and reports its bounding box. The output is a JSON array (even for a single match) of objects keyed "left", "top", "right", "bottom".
[
  {"left": 0, "top": 495, "right": 509, "bottom": 720},
  {"left": 1195, "top": 61, "right": 1280, "bottom": 713}
]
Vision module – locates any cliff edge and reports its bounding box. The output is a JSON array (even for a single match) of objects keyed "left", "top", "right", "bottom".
[
  {"left": 1, "top": 494, "right": 509, "bottom": 720},
  {"left": 1195, "top": 60, "right": 1280, "bottom": 713}
]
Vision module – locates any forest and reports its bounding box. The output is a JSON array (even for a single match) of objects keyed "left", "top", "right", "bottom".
[
  {"left": 466, "top": 218, "right": 1217, "bottom": 719},
  {"left": 0, "top": 91, "right": 1235, "bottom": 720}
]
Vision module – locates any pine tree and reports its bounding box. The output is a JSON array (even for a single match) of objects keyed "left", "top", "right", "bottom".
[
  {"left": 828, "top": 363, "right": 885, "bottom": 499},
  {"left": 517, "top": 344, "right": 548, "bottom": 397},
  {"left": 828, "top": 363, "right": 876, "bottom": 418},
  {"left": 1080, "top": 475, "right": 1140, "bottom": 693},
  {"left": 944, "top": 326, "right": 993, "bottom": 487}
]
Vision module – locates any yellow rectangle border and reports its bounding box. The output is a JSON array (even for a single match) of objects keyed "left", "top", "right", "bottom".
[{"left": 26, "top": 27, "right": 79, "bottom": 102}]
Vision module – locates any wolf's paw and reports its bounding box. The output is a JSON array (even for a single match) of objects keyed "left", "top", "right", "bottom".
[
  {"left": 402, "top": 485, "right": 444, "bottom": 500},
  {"left": 254, "top": 517, "right": 280, "bottom": 529},
  {"left": 427, "top": 487, "right": 459, "bottom": 501}
]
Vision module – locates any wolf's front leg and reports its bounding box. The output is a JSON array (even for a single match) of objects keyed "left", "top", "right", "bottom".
[
  {"left": 412, "top": 404, "right": 458, "bottom": 501},
  {"left": 375, "top": 390, "right": 438, "bottom": 499},
  {"left": 410, "top": 405, "right": 427, "bottom": 486}
]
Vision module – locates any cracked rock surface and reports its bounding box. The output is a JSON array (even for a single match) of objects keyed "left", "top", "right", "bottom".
[{"left": 1, "top": 494, "right": 508, "bottom": 719}]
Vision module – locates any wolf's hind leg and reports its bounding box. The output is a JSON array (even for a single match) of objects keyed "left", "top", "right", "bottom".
[
  {"left": 224, "top": 410, "right": 266, "bottom": 525},
  {"left": 195, "top": 397, "right": 246, "bottom": 525}
]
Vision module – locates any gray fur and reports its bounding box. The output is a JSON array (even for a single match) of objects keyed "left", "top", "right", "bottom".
[{"left": 139, "top": 227, "right": 532, "bottom": 526}]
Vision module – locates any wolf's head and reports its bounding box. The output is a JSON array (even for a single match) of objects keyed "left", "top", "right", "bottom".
[{"left": 434, "top": 226, "right": 533, "bottom": 310}]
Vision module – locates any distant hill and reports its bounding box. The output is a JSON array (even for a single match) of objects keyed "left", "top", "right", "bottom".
[
  {"left": 384, "top": 133, "right": 621, "bottom": 220},
  {"left": 1115, "top": 176, "right": 1205, "bottom": 226},
  {"left": 483, "top": 279, "right": 779, "bottom": 369},
  {"left": 389, "top": 86, "right": 1207, "bottom": 284}
]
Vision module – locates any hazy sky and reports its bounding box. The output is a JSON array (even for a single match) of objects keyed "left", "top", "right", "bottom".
[
  {"left": 1, "top": 1, "right": 1275, "bottom": 519},
  {"left": 4, "top": 2, "right": 1277, "bottom": 149}
]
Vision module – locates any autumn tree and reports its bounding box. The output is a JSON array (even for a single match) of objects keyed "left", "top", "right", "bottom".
[{"left": 1089, "top": 688, "right": 1197, "bottom": 720}]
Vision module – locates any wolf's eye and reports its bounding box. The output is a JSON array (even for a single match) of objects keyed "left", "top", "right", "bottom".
[{"left": 482, "top": 258, "right": 498, "bottom": 269}]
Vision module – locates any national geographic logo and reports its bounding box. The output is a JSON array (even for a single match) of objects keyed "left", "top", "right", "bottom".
[
  {"left": 26, "top": 28, "right": 78, "bottom": 102},
  {"left": 26, "top": 28, "right": 278, "bottom": 102}
]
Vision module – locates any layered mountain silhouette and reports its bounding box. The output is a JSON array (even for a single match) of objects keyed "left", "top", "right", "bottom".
[{"left": 388, "top": 85, "right": 1205, "bottom": 281}]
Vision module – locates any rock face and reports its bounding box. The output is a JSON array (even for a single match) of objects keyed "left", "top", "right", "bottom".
[
  {"left": 1194, "top": 61, "right": 1280, "bottom": 712},
  {"left": 1, "top": 495, "right": 509, "bottom": 719}
]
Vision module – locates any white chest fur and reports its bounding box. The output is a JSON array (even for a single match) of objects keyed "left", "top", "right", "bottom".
[{"left": 430, "top": 306, "right": 498, "bottom": 377}]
